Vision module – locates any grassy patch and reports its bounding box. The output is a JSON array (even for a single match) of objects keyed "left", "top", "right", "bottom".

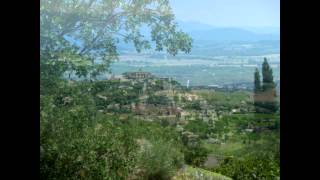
[
  {"left": 195, "top": 90, "right": 253, "bottom": 111},
  {"left": 203, "top": 141, "right": 245, "bottom": 157}
]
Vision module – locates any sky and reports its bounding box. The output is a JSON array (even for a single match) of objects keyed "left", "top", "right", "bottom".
[{"left": 169, "top": 0, "right": 280, "bottom": 28}]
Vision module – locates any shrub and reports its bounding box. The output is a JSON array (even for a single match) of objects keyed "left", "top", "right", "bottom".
[
  {"left": 183, "top": 145, "right": 209, "bottom": 167},
  {"left": 41, "top": 83, "right": 185, "bottom": 179},
  {"left": 135, "top": 139, "right": 184, "bottom": 179},
  {"left": 184, "top": 119, "right": 210, "bottom": 139},
  {"left": 147, "top": 95, "right": 170, "bottom": 106},
  {"left": 213, "top": 153, "right": 280, "bottom": 180},
  {"left": 185, "top": 100, "right": 201, "bottom": 110}
]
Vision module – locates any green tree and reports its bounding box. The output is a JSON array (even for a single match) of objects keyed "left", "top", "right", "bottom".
[
  {"left": 262, "top": 58, "right": 275, "bottom": 91},
  {"left": 255, "top": 58, "right": 278, "bottom": 113},
  {"left": 40, "top": 0, "right": 192, "bottom": 80},
  {"left": 40, "top": 1, "right": 193, "bottom": 178},
  {"left": 254, "top": 68, "right": 261, "bottom": 93},
  {"left": 147, "top": 94, "right": 170, "bottom": 106},
  {"left": 253, "top": 68, "right": 263, "bottom": 112}
]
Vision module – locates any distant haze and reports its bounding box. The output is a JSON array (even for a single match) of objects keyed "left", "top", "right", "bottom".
[
  {"left": 177, "top": 20, "right": 279, "bottom": 35},
  {"left": 111, "top": 1, "right": 280, "bottom": 86},
  {"left": 169, "top": 0, "right": 280, "bottom": 29}
]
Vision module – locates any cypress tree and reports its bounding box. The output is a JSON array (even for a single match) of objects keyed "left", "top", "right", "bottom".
[
  {"left": 262, "top": 58, "right": 275, "bottom": 91},
  {"left": 260, "top": 58, "right": 278, "bottom": 113},
  {"left": 254, "top": 68, "right": 261, "bottom": 93},
  {"left": 254, "top": 68, "right": 262, "bottom": 112}
]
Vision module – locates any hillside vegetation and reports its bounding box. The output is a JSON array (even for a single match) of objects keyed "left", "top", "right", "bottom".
[
  {"left": 41, "top": 76, "right": 279, "bottom": 179},
  {"left": 40, "top": 1, "right": 279, "bottom": 179}
]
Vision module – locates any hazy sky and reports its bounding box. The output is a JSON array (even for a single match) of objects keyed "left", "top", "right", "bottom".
[{"left": 169, "top": 0, "right": 280, "bottom": 27}]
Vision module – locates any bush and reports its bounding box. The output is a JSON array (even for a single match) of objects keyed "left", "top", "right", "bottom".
[
  {"left": 41, "top": 118, "right": 139, "bottom": 179},
  {"left": 185, "top": 100, "right": 201, "bottom": 110},
  {"left": 184, "top": 119, "right": 210, "bottom": 138},
  {"left": 135, "top": 139, "right": 184, "bottom": 179},
  {"left": 41, "top": 111, "right": 185, "bottom": 179},
  {"left": 183, "top": 145, "right": 209, "bottom": 167},
  {"left": 213, "top": 153, "right": 279, "bottom": 180},
  {"left": 147, "top": 95, "right": 170, "bottom": 106},
  {"left": 41, "top": 82, "right": 185, "bottom": 179},
  {"left": 40, "top": 79, "right": 189, "bottom": 180}
]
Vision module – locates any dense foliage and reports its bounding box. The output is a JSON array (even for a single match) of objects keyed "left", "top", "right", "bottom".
[
  {"left": 40, "top": 0, "right": 192, "bottom": 80},
  {"left": 214, "top": 153, "right": 279, "bottom": 180},
  {"left": 147, "top": 94, "right": 170, "bottom": 106},
  {"left": 184, "top": 100, "right": 202, "bottom": 110},
  {"left": 207, "top": 113, "right": 280, "bottom": 179},
  {"left": 40, "top": 1, "right": 193, "bottom": 177},
  {"left": 184, "top": 119, "right": 211, "bottom": 138},
  {"left": 183, "top": 145, "right": 209, "bottom": 167},
  {"left": 40, "top": 80, "right": 186, "bottom": 179}
]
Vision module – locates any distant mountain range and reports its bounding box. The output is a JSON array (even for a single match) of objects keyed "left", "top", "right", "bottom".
[
  {"left": 66, "top": 20, "right": 279, "bottom": 55},
  {"left": 177, "top": 20, "right": 279, "bottom": 42},
  {"left": 177, "top": 20, "right": 279, "bottom": 34},
  {"left": 189, "top": 28, "right": 279, "bottom": 42}
]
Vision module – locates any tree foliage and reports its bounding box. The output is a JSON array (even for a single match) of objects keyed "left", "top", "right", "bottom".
[
  {"left": 262, "top": 58, "right": 275, "bottom": 91},
  {"left": 254, "top": 68, "right": 261, "bottom": 93},
  {"left": 147, "top": 94, "right": 170, "bottom": 106},
  {"left": 40, "top": 81, "right": 185, "bottom": 179},
  {"left": 214, "top": 153, "right": 279, "bottom": 180},
  {"left": 254, "top": 58, "right": 278, "bottom": 113},
  {"left": 40, "top": 0, "right": 192, "bottom": 79},
  {"left": 40, "top": 1, "right": 193, "bottom": 178}
]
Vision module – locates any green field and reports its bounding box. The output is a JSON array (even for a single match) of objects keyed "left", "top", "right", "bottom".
[{"left": 110, "top": 62, "right": 280, "bottom": 86}]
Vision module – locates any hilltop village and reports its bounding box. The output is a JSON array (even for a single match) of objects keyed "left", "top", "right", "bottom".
[{"left": 93, "top": 71, "right": 256, "bottom": 147}]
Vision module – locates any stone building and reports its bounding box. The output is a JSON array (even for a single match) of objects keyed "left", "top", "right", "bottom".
[{"left": 123, "top": 71, "right": 154, "bottom": 80}]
